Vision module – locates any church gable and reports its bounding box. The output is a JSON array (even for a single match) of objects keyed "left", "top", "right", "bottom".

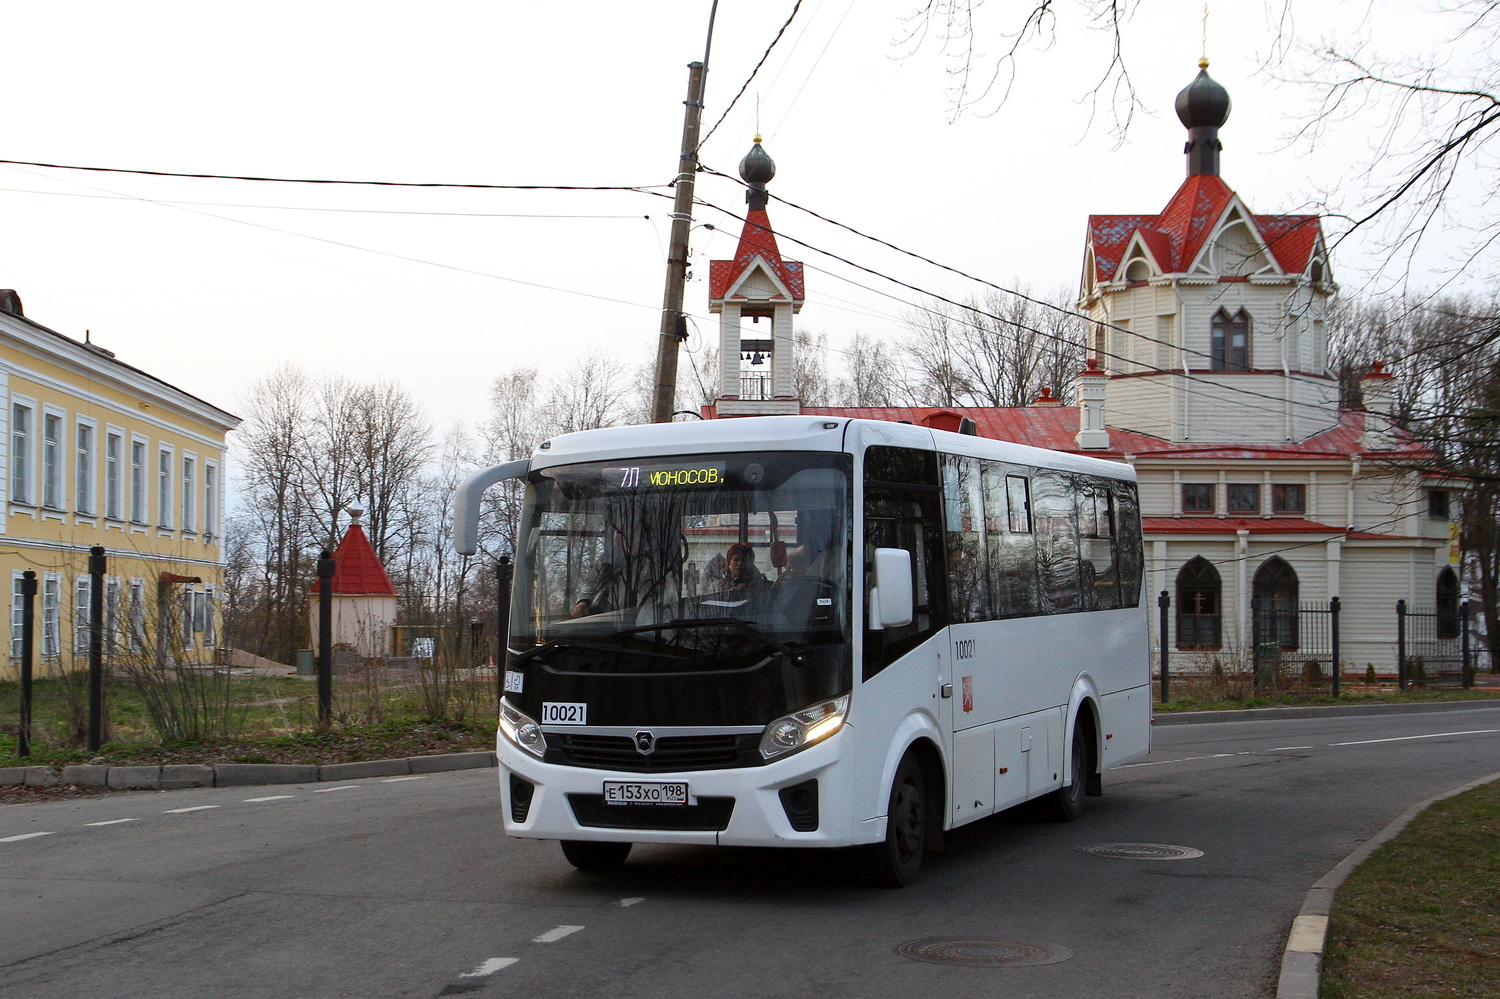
[
  {"left": 722, "top": 257, "right": 793, "bottom": 304},
  {"left": 1194, "top": 204, "right": 1276, "bottom": 277}
]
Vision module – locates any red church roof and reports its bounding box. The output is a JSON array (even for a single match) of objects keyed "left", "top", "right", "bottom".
[
  {"left": 311, "top": 522, "right": 397, "bottom": 597},
  {"left": 709, "top": 207, "right": 806, "bottom": 304},
  {"left": 1088, "top": 174, "right": 1320, "bottom": 283}
]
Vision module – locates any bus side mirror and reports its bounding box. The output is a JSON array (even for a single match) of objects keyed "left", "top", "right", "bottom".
[{"left": 870, "top": 548, "right": 914, "bottom": 630}]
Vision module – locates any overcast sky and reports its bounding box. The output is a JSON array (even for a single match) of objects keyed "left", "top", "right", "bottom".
[{"left": 0, "top": 1, "right": 1475, "bottom": 439}]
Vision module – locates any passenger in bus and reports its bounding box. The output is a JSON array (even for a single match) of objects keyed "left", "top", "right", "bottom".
[{"left": 710, "top": 542, "right": 770, "bottom": 595}]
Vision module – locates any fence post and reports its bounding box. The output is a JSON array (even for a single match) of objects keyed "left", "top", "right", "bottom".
[
  {"left": 1158, "top": 590, "right": 1170, "bottom": 703},
  {"left": 495, "top": 555, "right": 513, "bottom": 702},
  {"left": 317, "top": 549, "right": 335, "bottom": 728},
  {"left": 87, "top": 546, "right": 107, "bottom": 752},
  {"left": 18, "top": 571, "right": 36, "bottom": 757},
  {"left": 1330, "top": 596, "right": 1341, "bottom": 698},
  {"left": 1460, "top": 600, "right": 1473, "bottom": 690},
  {"left": 1396, "top": 599, "right": 1407, "bottom": 692}
]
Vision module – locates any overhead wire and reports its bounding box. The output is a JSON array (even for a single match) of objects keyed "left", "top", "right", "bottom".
[{"left": 698, "top": 1, "right": 805, "bottom": 150}]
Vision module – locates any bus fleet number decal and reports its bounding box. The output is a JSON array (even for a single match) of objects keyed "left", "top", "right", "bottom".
[
  {"left": 541, "top": 702, "right": 588, "bottom": 725},
  {"left": 954, "top": 639, "right": 977, "bottom": 660}
]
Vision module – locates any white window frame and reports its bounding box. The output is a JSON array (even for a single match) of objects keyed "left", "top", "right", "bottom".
[
  {"left": 105, "top": 427, "right": 124, "bottom": 521},
  {"left": 204, "top": 585, "right": 216, "bottom": 648},
  {"left": 42, "top": 408, "right": 65, "bottom": 511},
  {"left": 130, "top": 436, "right": 148, "bottom": 524},
  {"left": 75, "top": 575, "right": 92, "bottom": 655},
  {"left": 157, "top": 444, "right": 174, "bottom": 529},
  {"left": 10, "top": 571, "right": 25, "bottom": 661},
  {"left": 105, "top": 575, "right": 121, "bottom": 656},
  {"left": 41, "top": 573, "right": 60, "bottom": 658},
  {"left": 181, "top": 452, "right": 197, "bottom": 534},
  {"left": 203, "top": 460, "right": 219, "bottom": 541},
  {"left": 129, "top": 578, "right": 146, "bottom": 654},
  {"left": 182, "top": 587, "right": 195, "bottom": 650},
  {"left": 10, "top": 397, "right": 36, "bottom": 506},
  {"left": 75, "top": 416, "right": 97, "bottom": 516}
]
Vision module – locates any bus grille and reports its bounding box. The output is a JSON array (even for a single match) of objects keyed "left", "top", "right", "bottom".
[
  {"left": 567, "top": 794, "right": 735, "bottom": 832},
  {"left": 549, "top": 733, "right": 756, "bottom": 772}
]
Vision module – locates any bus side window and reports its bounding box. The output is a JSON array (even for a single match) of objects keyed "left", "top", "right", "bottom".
[
  {"left": 1031, "top": 470, "right": 1081, "bottom": 615},
  {"left": 983, "top": 465, "right": 1039, "bottom": 618},
  {"left": 1079, "top": 477, "right": 1121, "bottom": 611},
  {"left": 863, "top": 446, "right": 947, "bottom": 681},
  {"left": 1112, "top": 479, "right": 1145, "bottom": 607}
]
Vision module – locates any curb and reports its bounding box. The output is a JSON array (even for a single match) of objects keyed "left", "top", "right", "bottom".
[
  {"left": 2, "top": 751, "right": 496, "bottom": 791},
  {"left": 1153, "top": 698, "right": 1500, "bottom": 726},
  {"left": 1274, "top": 769, "right": 1500, "bottom": 999}
]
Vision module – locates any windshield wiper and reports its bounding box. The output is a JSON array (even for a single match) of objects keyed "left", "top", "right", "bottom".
[
  {"left": 613, "top": 618, "right": 805, "bottom": 661},
  {"left": 508, "top": 637, "right": 628, "bottom": 667}
]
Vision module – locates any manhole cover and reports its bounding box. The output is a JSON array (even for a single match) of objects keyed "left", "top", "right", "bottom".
[
  {"left": 895, "top": 937, "right": 1073, "bottom": 968},
  {"left": 1076, "top": 843, "right": 1205, "bottom": 861}
]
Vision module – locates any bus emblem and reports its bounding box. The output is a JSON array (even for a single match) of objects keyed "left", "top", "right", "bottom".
[{"left": 634, "top": 731, "right": 656, "bottom": 754}]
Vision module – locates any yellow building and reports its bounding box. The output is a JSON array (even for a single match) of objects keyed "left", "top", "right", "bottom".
[{"left": 1, "top": 290, "right": 239, "bottom": 678}]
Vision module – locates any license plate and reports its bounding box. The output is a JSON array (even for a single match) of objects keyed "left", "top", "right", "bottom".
[{"left": 602, "top": 781, "right": 688, "bottom": 806}]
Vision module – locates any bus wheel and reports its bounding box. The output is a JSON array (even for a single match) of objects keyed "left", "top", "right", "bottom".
[
  {"left": 1044, "top": 724, "right": 1089, "bottom": 822},
  {"left": 866, "top": 753, "right": 926, "bottom": 887},
  {"left": 560, "top": 840, "right": 632, "bottom": 871}
]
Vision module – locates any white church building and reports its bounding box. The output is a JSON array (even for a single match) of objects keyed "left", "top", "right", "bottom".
[{"left": 702, "top": 63, "right": 1462, "bottom": 675}]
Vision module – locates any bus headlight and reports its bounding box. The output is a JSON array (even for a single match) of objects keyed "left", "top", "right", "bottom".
[
  {"left": 759, "top": 695, "right": 849, "bottom": 760},
  {"left": 499, "top": 699, "right": 547, "bottom": 759}
]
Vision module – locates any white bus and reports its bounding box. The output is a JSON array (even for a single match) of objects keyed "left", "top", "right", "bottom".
[{"left": 455, "top": 416, "right": 1151, "bottom": 886}]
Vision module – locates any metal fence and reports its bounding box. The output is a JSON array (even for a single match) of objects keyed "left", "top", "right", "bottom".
[
  {"left": 1397, "top": 599, "right": 1488, "bottom": 689},
  {"left": 1252, "top": 597, "right": 1342, "bottom": 692}
]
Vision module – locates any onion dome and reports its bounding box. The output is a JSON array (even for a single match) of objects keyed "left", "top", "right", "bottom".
[
  {"left": 740, "top": 136, "right": 775, "bottom": 210},
  {"left": 739, "top": 135, "right": 776, "bottom": 185},
  {"left": 1175, "top": 58, "right": 1231, "bottom": 177},
  {"left": 1174, "top": 58, "right": 1232, "bottom": 129}
]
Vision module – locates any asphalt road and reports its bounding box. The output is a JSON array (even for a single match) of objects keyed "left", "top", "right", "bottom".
[{"left": 2, "top": 703, "right": 1497, "bottom": 999}]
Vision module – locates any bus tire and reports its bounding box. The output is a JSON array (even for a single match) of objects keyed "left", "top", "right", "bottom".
[
  {"left": 560, "top": 839, "right": 632, "bottom": 871},
  {"left": 1043, "top": 723, "right": 1090, "bottom": 822},
  {"left": 865, "top": 752, "right": 926, "bottom": 887}
]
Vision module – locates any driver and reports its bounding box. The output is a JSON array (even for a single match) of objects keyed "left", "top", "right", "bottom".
[{"left": 711, "top": 542, "right": 770, "bottom": 596}]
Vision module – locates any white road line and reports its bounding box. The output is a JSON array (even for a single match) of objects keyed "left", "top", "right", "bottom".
[
  {"left": 619, "top": 897, "right": 644, "bottom": 907},
  {"left": 533, "top": 925, "right": 584, "bottom": 944},
  {"left": 1, "top": 832, "right": 55, "bottom": 843},
  {"left": 1330, "top": 729, "right": 1499, "bottom": 747},
  {"left": 165, "top": 806, "right": 220, "bottom": 814},
  {"left": 243, "top": 795, "right": 295, "bottom": 803},
  {"left": 1114, "top": 753, "right": 1240, "bottom": 769},
  {"left": 312, "top": 785, "right": 358, "bottom": 793},
  {"left": 379, "top": 775, "right": 430, "bottom": 783},
  {"left": 85, "top": 818, "right": 141, "bottom": 827},
  {"left": 1269, "top": 746, "right": 1315, "bottom": 751},
  {"left": 459, "top": 958, "right": 518, "bottom": 978}
]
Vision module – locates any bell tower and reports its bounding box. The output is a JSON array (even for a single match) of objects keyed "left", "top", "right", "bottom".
[{"left": 708, "top": 138, "right": 805, "bottom": 416}]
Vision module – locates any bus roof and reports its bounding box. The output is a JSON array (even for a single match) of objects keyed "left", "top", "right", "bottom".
[{"left": 530, "top": 416, "right": 1136, "bottom": 482}]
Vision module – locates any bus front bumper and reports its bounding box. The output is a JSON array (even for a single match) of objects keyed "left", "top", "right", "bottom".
[{"left": 495, "top": 728, "right": 864, "bottom": 848}]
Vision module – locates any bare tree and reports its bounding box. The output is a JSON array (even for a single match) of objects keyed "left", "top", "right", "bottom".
[
  {"left": 833, "top": 332, "right": 907, "bottom": 406},
  {"left": 792, "top": 329, "right": 832, "bottom": 406},
  {"left": 350, "top": 380, "right": 433, "bottom": 565}
]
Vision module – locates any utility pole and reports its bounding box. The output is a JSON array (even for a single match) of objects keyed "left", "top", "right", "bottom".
[{"left": 650, "top": 59, "right": 707, "bottom": 424}]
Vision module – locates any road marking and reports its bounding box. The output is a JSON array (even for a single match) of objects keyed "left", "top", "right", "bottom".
[
  {"left": 619, "top": 897, "right": 644, "bottom": 907},
  {"left": 534, "top": 925, "right": 584, "bottom": 943},
  {"left": 1, "top": 832, "right": 55, "bottom": 843},
  {"left": 1269, "top": 746, "right": 1314, "bottom": 751},
  {"left": 459, "top": 958, "right": 518, "bottom": 978},
  {"left": 379, "top": 775, "right": 429, "bottom": 783},
  {"left": 312, "top": 785, "right": 358, "bottom": 793},
  {"left": 165, "top": 806, "right": 220, "bottom": 814},
  {"left": 1114, "top": 753, "right": 1239, "bottom": 769},
  {"left": 86, "top": 818, "right": 141, "bottom": 826},
  {"left": 243, "top": 795, "right": 296, "bottom": 803},
  {"left": 1330, "top": 729, "right": 1499, "bottom": 747}
]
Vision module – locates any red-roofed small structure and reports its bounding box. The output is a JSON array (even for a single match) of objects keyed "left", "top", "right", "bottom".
[{"left": 309, "top": 509, "right": 398, "bottom": 657}]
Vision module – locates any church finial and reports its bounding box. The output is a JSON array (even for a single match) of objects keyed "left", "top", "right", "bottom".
[
  {"left": 739, "top": 139, "right": 776, "bottom": 211},
  {"left": 1175, "top": 56, "right": 1231, "bottom": 177}
]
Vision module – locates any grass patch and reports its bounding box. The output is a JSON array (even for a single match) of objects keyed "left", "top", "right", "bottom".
[
  {"left": 1322, "top": 780, "right": 1500, "bottom": 999},
  {"left": 1153, "top": 672, "right": 1500, "bottom": 712}
]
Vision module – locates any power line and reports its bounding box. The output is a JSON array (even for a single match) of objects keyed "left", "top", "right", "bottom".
[
  {"left": 0, "top": 157, "right": 668, "bottom": 192},
  {"left": 699, "top": 1, "right": 805, "bottom": 150}
]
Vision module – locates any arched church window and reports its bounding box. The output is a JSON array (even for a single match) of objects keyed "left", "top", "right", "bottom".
[
  {"left": 1253, "top": 557, "right": 1299, "bottom": 650},
  {"left": 1126, "top": 258, "right": 1151, "bottom": 282},
  {"left": 1176, "top": 557, "right": 1222, "bottom": 650},
  {"left": 1436, "top": 567, "right": 1460, "bottom": 640},
  {"left": 1310, "top": 259, "right": 1324, "bottom": 283},
  {"left": 1211, "top": 309, "right": 1250, "bottom": 371}
]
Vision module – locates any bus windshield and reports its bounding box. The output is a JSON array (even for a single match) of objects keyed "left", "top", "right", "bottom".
[{"left": 511, "top": 451, "right": 851, "bottom": 662}]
